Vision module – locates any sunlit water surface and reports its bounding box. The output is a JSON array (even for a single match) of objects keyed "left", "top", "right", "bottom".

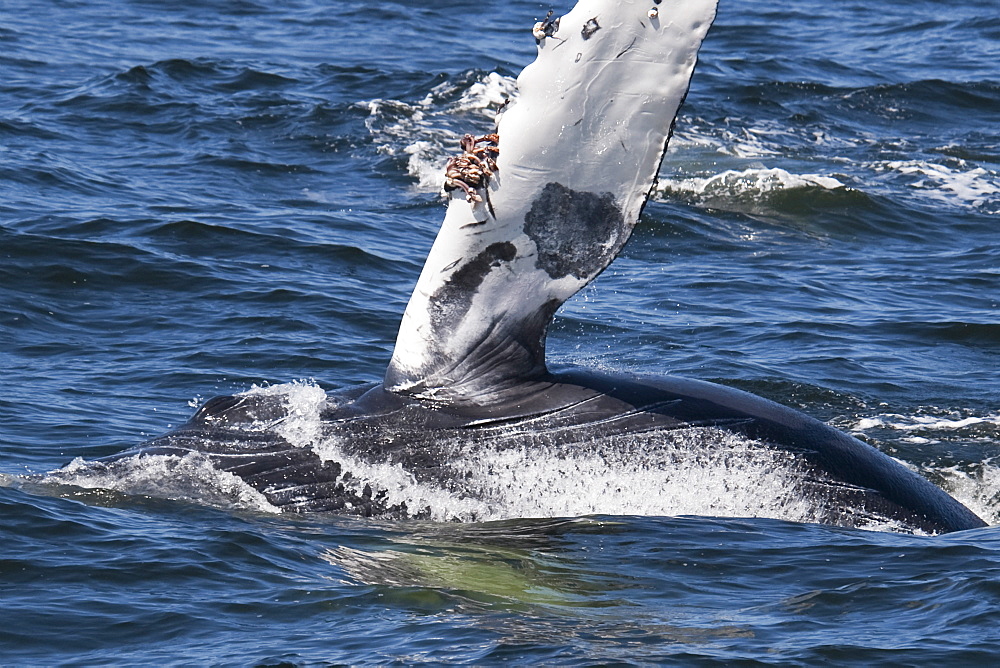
[{"left": 2, "top": 0, "right": 999, "bottom": 663}]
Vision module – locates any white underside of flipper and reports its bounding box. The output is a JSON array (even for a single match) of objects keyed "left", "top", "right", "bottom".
[{"left": 386, "top": 0, "right": 718, "bottom": 404}]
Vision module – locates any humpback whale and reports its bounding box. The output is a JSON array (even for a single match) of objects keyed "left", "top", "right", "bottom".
[{"left": 79, "top": 0, "right": 985, "bottom": 533}]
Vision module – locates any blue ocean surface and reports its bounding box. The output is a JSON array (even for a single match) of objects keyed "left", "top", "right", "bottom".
[{"left": 2, "top": 0, "right": 999, "bottom": 663}]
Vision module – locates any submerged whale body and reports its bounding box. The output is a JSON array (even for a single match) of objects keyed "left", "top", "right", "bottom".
[{"left": 85, "top": 0, "right": 985, "bottom": 533}]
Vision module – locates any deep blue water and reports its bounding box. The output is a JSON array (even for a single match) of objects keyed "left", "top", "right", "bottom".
[{"left": 3, "top": 0, "right": 1000, "bottom": 663}]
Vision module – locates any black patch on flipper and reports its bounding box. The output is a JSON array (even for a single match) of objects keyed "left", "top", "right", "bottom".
[
  {"left": 523, "top": 182, "right": 626, "bottom": 279},
  {"left": 427, "top": 241, "right": 517, "bottom": 330}
]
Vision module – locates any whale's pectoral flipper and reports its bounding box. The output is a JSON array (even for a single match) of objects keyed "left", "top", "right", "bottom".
[{"left": 385, "top": 0, "right": 719, "bottom": 404}]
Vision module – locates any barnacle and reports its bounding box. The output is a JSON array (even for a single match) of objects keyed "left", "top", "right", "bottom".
[{"left": 443, "top": 133, "right": 500, "bottom": 210}]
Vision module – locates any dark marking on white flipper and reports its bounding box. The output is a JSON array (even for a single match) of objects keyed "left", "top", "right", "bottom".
[{"left": 523, "top": 182, "right": 625, "bottom": 280}]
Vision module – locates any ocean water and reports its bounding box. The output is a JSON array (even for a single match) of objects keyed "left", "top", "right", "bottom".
[{"left": 2, "top": 0, "right": 999, "bottom": 663}]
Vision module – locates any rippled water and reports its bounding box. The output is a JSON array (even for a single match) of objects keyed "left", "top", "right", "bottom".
[{"left": 3, "top": 0, "right": 999, "bottom": 663}]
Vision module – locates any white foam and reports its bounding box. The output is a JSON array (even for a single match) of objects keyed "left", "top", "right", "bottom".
[
  {"left": 361, "top": 72, "right": 517, "bottom": 192},
  {"left": 43, "top": 453, "right": 281, "bottom": 513},
  {"left": 403, "top": 140, "right": 449, "bottom": 190},
  {"left": 851, "top": 412, "right": 1000, "bottom": 434},
  {"left": 671, "top": 119, "right": 868, "bottom": 160},
  {"left": 874, "top": 159, "right": 999, "bottom": 209},
  {"left": 450, "top": 428, "right": 818, "bottom": 523},
  {"left": 668, "top": 120, "right": 998, "bottom": 213},
  {"left": 241, "top": 379, "right": 329, "bottom": 447},
  {"left": 311, "top": 423, "right": 820, "bottom": 524},
  {"left": 449, "top": 71, "right": 517, "bottom": 116},
  {"left": 940, "top": 463, "right": 1000, "bottom": 526},
  {"left": 671, "top": 123, "right": 781, "bottom": 158},
  {"left": 314, "top": 437, "right": 496, "bottom": 520},
  {"left": 33, "top": 380, "right": 330, "bottom": 513},
  {"left": 655, "top": 166, "right": 844, "bottom": 201}
]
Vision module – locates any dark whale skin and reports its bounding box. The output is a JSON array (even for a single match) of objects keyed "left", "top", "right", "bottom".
[{"left": 99, "top": 367, "right": 987, "bottom": 534}]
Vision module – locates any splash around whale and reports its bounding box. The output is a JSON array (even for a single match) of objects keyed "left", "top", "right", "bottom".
[{"left": 51, "top": 0, "right": 986, "bottom": 534}]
